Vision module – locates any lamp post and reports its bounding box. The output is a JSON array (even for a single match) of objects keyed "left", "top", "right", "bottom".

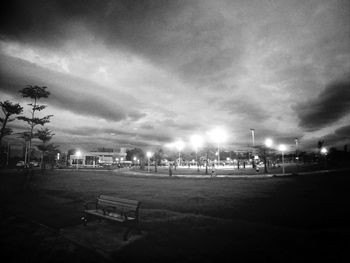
[
  {"left": 250, "top": 128, "right": 255, "bottom": 168},
  {"left": 294, "top": 138, "right": 299, "bottom": 163},
  {"left": 264, "top": 138, "right": 273, "bottom": 173},
  {"left": 208, "top": 128, "right": 227, "bottom": 167},
  {"left": 191, "top": 135, "right": 203, "bottom": 171},
  {"left": 174, "top": 140, "right": 184, "bottom": 167},
  {"left": 250, "top": 128, "right": 255, "bottom": 147},
  {"left": 133, "top": 156, "right": 137, "bottom": 167},
  {"left": 76, "top": 150, "right": 81, "bottom": 171},
  {"left": 146, "top": 151, "right": 152, "bottom": 172},
  {"left": 321, "top": 147, "right": 328, "bottom": 169},
  {"left": 278, "top": 144, "right": 287, "bottom": 174}
]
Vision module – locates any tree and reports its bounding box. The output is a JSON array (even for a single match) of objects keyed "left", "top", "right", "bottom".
[
  {"left": 18, "top": 131, "right": 32, "bottom": 164},
  {"left": 317, "top": 140, "right": 324, "bottom": 152},
  {"left": 36, "top": 128, "right": 58, "bottom": 169},
  {"left": 126, "top": 148, "right": 145, "bottom": 169},
  {"left": 18, "top": 86, "right": 53, "bottom": 164},
  {"left": 126, "top": 148, "right": 145, "bottom": 161},
  {"left": 153, "top": 149, "right": 165, "bottom": 172},
  {"left": 254, "top": 145, "right": 271, "bottom": 173},
  {"left": 0, "top": 100, "right": 23, "bottom": 148}
]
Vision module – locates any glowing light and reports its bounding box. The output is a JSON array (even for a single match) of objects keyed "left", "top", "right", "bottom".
[
  {"left": 76, "top": 150, "right": 81, "bottom": 157},
  {"left": 190, "top": 135, "right": 204, "bottom": 149},
  {"left": 321, "top": 147, "right": 328, "bottom": 155},
  {"left": 278, "top": 144, "right": 287, "bottom": 152},
  {"left": 208, "top": 128, "right": 227, "bottom": 144},
  {"left": 146, "top": 151, "right": 152, "bottom": 158},
  {"left": 265, "top": 138, "right": 273, "bottom": 148},
  {"left": 174, "top": 140, "right": 185, "bottom": 151}
]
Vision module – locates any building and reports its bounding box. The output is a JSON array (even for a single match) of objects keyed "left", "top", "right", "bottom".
[{"left": 69, "top": 148, "right": 127, "bottom": 167}]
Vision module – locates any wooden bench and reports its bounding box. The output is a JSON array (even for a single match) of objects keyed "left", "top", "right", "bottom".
[{"left": 82, "top": 194, "right": 141, "bottom": 241}]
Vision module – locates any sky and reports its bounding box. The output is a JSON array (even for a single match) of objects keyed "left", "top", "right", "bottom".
[{"left": 0, "top": 0, "right": 349, "bottom": 153}]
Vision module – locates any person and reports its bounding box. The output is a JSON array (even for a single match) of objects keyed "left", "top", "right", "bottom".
[
  {"left": 211, "top": 163, "right": 216, "bottom": 177},
  {"left": 255, "top": 165, "right": 260, "bottom": 173},
  {"left": 169, "top": 164, "right": 173, "bottom": 176}
]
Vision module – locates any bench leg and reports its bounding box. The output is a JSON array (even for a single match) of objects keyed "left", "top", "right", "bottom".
[
  {"left": 135, "top": 224, "right": 142, "bottom": 234},
  {"left": 81, "top": 214, "right": 88, "bottom": 226},
  {"left": 123, "top": 227, "right": 132, "bottom": 241}
]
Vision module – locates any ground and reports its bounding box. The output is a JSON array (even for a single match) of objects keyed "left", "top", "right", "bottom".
[{"left": 0, "top": 167, "right": 349, "bottom": 262}]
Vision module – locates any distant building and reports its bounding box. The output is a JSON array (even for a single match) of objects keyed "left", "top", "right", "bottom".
[{"left": 69, "top": 148, "right": 127, "bottom": 167}]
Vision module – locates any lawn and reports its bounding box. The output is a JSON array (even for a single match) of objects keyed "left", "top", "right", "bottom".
[
  {"left": 116, "top": 162, "right": 323, "bottom": 176},
  {"left": 0, "top": 168, "right": 349, "bottom": 262}
]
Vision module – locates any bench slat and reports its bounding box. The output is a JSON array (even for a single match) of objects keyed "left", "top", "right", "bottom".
[
  {"left": 99, "top": 195, "right": 140, "bottom": 206},
  {"left": 97, "top": 200, "right": 139, "bottom": 210},
  {"left": 98, "top": 199, "right": 139, "bottom": 207},
  {"left": 85, "top": 210, "right": 136, "bottom": 222}
]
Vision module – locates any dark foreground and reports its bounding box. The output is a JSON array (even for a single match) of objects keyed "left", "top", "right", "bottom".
[{"left": 0, "top": 169, "right": 349, "bottom": 262}]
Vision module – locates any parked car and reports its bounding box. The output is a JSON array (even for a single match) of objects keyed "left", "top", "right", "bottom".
[
  {"left": 16, "top": 161, "right": 26, "bottom": 168},
  {"left": 30, "top": 161, "right": 39, "bottom": 167}
]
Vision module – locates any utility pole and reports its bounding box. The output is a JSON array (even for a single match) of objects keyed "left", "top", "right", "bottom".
[
  {"left": 250, "top": 128, "right": 255, "bottom": 168},
  {"left": 294, "top": 138, "right": 299, "bottom": 162},
  {"left": 250, "top": 129, "right": 255, "bottom": 147}
]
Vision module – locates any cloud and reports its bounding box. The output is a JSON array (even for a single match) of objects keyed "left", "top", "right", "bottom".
[
  {"left": 311, "top": 125, "right": 350, "bottom": 149},
  {"left": 1, "top": 0, "right": 350, "bottom": 151},
  {"left": 335, "top": 125, "right": 350, "bottom": 137},
  {"left": 55, "top": 125, "right": 173, "bottom": 148},
  {"left": 0, "top": 53, "right": 145, "bottom": 122},
  {"left": 0, "top": 0, "right": 246, "bottom": 86},
  {"left": 221, "top": 99, "right": 270, "bottom": 121},
  {"left": 295, "top": 78, "right": 350, "bottom": 130}
]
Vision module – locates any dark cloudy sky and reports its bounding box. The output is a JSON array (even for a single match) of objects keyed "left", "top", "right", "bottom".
[{"left": 1, "top": 0, "right": 349, "bottom": 152}]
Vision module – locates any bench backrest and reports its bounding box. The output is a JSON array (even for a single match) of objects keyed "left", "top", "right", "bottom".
[{"left": 97, "top": 194, "right": 140, "bottom": 214}]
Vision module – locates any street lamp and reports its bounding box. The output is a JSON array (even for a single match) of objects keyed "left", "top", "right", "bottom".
[
  {"left": 190, "top": 135, "right": 203, "bottom": 171},
  {"left": 265, "top": 138, "right": 273, "bottom": 148},
  {"left": 174, "top": 140, "right": 184, "bottom": 167},
  {"left": 250, "top": 128, "right": 255, "bottom": 147},
  {"left": 76, "top": 150, "right": 81, "bottom": 170},
  {"left": 146, "top": 151, "right": 152, "bottom": 172},
  {"left": 208, "top": 128, "right": 227, "bottom": 167},
  {"left": 263, "top": 138, "right": 273, "bottom": 173},
  {"left": 278, "top": 144, "right": 287, "bottom": 174},
  {"left": 294, "top": 138, "right": 299, "bottom": 162},
  {"left": 250, "top": 128, "right": 256, "bottom": 168},
  {"left": 133, "top": 156, "right": 137, "bottom": 167},
  {"left": 321, "top": 147, "right": 328, "bottom": 169}
]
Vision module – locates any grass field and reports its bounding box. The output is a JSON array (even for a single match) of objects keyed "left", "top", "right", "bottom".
[
  {"left": 114, "top": 162, "right": 323, "bottom": 176},
  {"left": 0, "top": 168, "right": 349, "bottom": 262}
]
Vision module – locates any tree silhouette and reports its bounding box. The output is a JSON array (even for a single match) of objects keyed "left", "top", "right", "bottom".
[
  {"left": 0, "top": 100, "right": 23, "bottom": 146},
  {"left": 18, "top": 86, "right": 53, "bottom": 164},
  {"left": 317, "top": 140, "right": 324, "bottom": 151},
  {"left": 153, "top": 149, "right": 165, "bottom": 172},
  {"left": 0, "top": 100, "right": 23, "bottom": 164},
  {"left": 36, "top": 128, "right": 58, "bottom": 169}
]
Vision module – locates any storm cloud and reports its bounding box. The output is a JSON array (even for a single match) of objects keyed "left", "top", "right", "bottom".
[
  {"left": 1, "top": 0, "right": 350, "bottom": 150},
  {"left": 295, "top": 78, "right": 350, "bottom": 131},
  {"left": 0, "top": 53, "right": 145, "bottom": 122}
]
